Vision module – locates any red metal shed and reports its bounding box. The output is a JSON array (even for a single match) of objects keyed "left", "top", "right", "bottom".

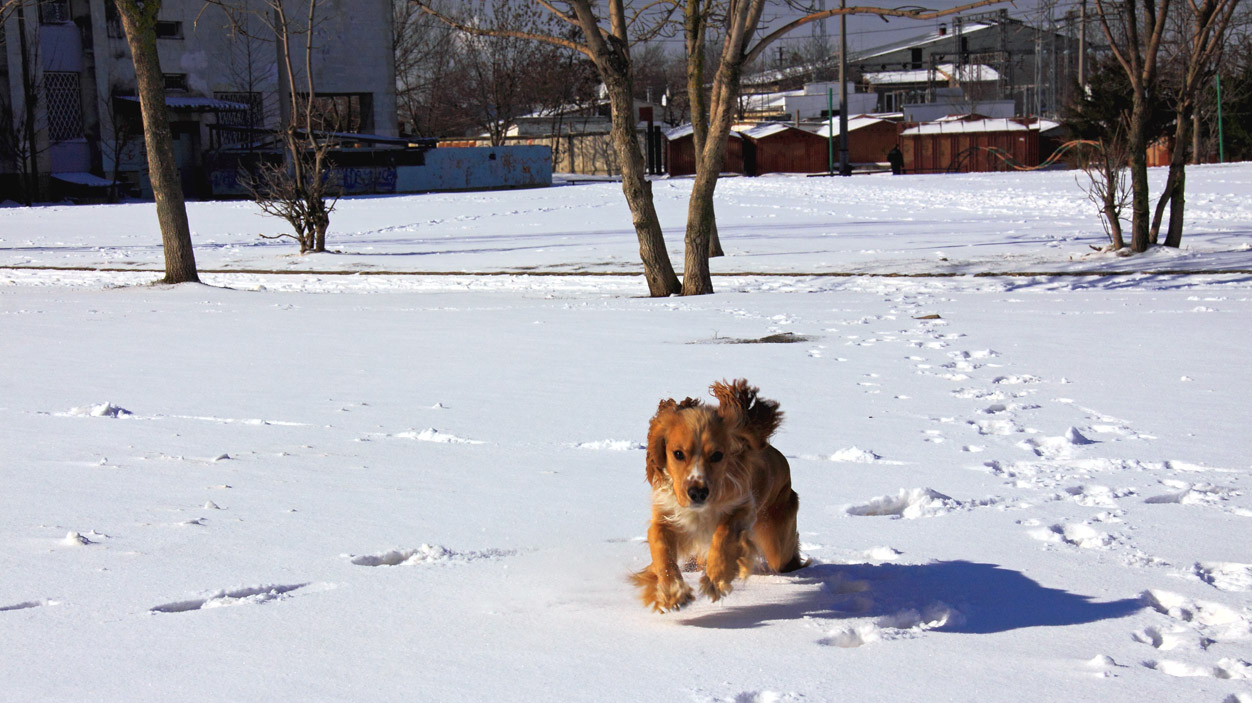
[
  {"left": 665, "top": 126, "right": 744, "bottom": 177},
  {"left": 899, "top": 116, "right": 1056, "bottom": 174},
  {"left": 814, "top": 115, "right": 904, "bottom": 165},
  {"left": 740, "top": 123, "right": 830, "bottom": 175}
]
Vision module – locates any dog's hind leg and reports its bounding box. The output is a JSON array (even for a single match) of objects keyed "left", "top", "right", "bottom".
[{"left": 753, "top": 489, "right": 807, "bottom": 573}]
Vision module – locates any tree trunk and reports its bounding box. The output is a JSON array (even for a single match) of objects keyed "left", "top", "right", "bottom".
[
  {"left": 599, "top": 46, "right": 679, "bottom": 297},
  {"left": 1150, "top": 100, "right": 1192, "bottom": 248},
  {"left": 116, "top": 0, "right": 199, "bottom": 284},
  {"left": 1126, "top": 89, "right": 1152, "bottom": 253},
  {"left": 1163, "top": 160, "right": 1186, "bottom": 248},
  {"left": 685, "top": 7, "right": 723, "bottom": 260}
]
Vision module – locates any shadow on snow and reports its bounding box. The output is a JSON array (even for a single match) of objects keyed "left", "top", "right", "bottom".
[{"left": 679, "top": 560, "right": 1143, "bottom": 633}]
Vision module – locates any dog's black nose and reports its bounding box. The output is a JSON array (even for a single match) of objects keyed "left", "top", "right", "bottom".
[{"left": 687, "top": 483, "right": 709, "bottom": 504}]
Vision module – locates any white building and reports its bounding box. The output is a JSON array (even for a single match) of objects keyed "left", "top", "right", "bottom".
[{"left": 1, "top": 0, "right": 396, "bottom": 201}]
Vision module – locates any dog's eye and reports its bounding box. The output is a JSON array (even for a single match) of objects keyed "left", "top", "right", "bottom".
[
  {"left": 672, "top": 450, "right": 686, "bottom": 461},
  {"left": 710, "top": 451, "right": 724, "bottom": 463}
]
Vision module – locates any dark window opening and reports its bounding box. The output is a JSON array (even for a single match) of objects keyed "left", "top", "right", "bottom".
[
  {"left": 155, "top": 21, "right": 183, "bottom": 39},
  {"left": 163, "top": 73, "right": 189, "bottom": 93}
]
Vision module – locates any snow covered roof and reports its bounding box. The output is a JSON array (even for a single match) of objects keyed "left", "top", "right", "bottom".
[
  {"left": 665, "top": 124, "right": 743, "bottom": 141},
  {"left": 855, "top": 22, "right": 999, "bottom": 61},
  {"left": 51, "top": 171, "right": 113, "bottom": 187},
  {"left": 740, "top": 123, "right": 821, "bottom": 140},
  {"left": 813, "top": 115, "right": 894, "bottom": 138},
  {"left": 863, "top": 63, "right": 1001, "bottom": 86},
  {"left": 901, "top": 117, "right": 1061, "bottom": 136},
  {"left": 118, "top": 95, "right": 252, "bottom": 112}
]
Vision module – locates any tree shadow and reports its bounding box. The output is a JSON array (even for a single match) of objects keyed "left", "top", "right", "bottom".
[{"left": 679, "top": 560, "right": 1143, "bottom": 633}]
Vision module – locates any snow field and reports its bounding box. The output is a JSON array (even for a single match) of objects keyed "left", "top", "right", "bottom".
[{"left": 3, "top": 165, "right": 1252, "bottom": 701}]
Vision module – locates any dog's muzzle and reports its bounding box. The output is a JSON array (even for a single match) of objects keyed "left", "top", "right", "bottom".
[{"left": 686, "top": 481, "right": 710, "bottom": 505}]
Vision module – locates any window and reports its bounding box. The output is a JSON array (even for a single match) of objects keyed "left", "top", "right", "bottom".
[
  {"left": 163, "top": 74, "right": 189, "bottom": 93},
  {"left": 38, "top": 0, "right": 70, "bottom": 24},
  {"left": 155, "top": 21, "right": 184, "bottom": 39},
  {"left": 303, "top": 93, "right": 373, "bottom": 134},
  {"left": 43, "top": 71, "right": 84, "bottom": 142},
  {"left": 105, "top": 3, "right": 123, "bottom": 37},
  {"left": 910, "top": 48, "right": 923, "bottom": 70}
]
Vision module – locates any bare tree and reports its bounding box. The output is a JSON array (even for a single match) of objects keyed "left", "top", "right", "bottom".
[
  {"left": 413, "top": 0, "right": 682, "bottom": 297},
  {"left": 677, "top": 0, "right": 1011, "bottom": 294},
  {"left": 394, "top": 0, "right": 461, "bottom": 136},
  {"left": 414, "top": 0, "right": 1007, "bottom": 296},
  {"left": 206, "top": 0, "right": 339, "bottom": 254},
  {"left": 1150, "top": 0, "right": 1242, "bottom": 248},
  {"left": 1093, "top": 0, "right": 1172, "bottom": 253},
  {"left": 114, "top": 0, "right": 200, "bottom": 284},
  {"left": 1078, "top": 136, "right": 1132, "bottom": 251}
]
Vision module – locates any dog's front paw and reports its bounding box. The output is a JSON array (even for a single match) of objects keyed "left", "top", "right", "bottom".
[
  {"left": 699, "top": 574, "right": 734, "bottom": 602},
  {"left": 654, "top": 576, "right": 695, "bottom": 612},
  {"left": 634, "top": 568, "right": 694, "bottom": 612}
]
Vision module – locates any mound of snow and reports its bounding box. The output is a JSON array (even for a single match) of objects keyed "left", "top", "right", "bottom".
[
  {"left": 396, "top": 428, "right": 484, "bottom": 445},
  {"left": 827, "top": 447, "right": 883, "bottom": 463},
  {"left": 67, "top": 403, "right": 132, "bottom": 418},
  {"left": 847, "top": 488, "right": 959, "bottom": 519}
]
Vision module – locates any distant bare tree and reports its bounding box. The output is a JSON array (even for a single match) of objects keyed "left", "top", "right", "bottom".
[
  {"left": 206, "top": 0, "right": 339, "bottom": 254},
  {"left": 1150, "top": 0, "right": 1242, "bottom": 248},
  {"left": 1078, "top": 136, "right": 1132, "bottom": 250}
]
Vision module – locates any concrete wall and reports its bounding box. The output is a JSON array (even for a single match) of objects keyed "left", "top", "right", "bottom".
[
  {"left": 395, "top": 146, "right": 552, "bottom": 193},
  {"left": 208, "top": 145, "right": 552, "bottom": 197}
]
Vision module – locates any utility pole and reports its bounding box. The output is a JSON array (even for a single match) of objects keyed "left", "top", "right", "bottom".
[
  {"left": 838, "top": 0, "right": 850, "bottom": 176},
  {"left": 1078, "top": 0, "right": 1087, "bottom": 90}
]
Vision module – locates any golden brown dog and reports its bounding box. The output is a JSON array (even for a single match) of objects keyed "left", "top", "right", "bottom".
[{"left": 632, "top": 379, "right": 806, "bottom": 612}]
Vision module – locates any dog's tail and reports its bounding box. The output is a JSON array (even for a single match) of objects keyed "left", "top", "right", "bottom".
[{"left": 710, "top": 379, "right": 783, "bottom": 449}]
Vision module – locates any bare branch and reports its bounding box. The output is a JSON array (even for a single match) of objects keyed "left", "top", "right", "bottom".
[
  {"left": 745, "top": 0, "right": 1014, "bottom": 66},
  {"left": 411, "top": 0, "right": 592, "bottom": 56}
]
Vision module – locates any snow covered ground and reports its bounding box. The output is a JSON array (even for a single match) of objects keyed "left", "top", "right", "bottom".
[{"left": 2, "top": 165, "right": 1251, "bottom": 702}]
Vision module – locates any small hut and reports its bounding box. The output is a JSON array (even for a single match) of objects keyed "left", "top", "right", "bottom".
[
  {"left": 899, "top": 115, "right": 1059, "bottom": 174},
  {"left": 665, "top": 125, "right": 744, "bottom": 177},
  {"left": 739, "top": 123, "right": 830, "bottom": 175},
  {"left": 813, "top": 114, "right": 904, "bottom": 166}
]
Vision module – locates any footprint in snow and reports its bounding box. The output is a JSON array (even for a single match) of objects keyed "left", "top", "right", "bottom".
[
  {"left": 349, "top": 544, "right": 517, "bottom": 567},
  {"left": 150, "top": 583, "right": 310, "bottom": 613},
  {"left": 1, "top": 601, "right": 46, "bottom": 612}
]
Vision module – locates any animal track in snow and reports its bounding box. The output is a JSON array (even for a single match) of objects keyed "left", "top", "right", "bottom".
[
  {"left": 1144, "top": 480, "right": 1240, "bottom": 507},
  {"left": 819, "top": 603, "right": 963, "bottom": 648},
  {"left": 1144, "top": 658, "right": 1250, "bottom": 679},
  {"left": 968, "top": 417, "right": 1023, "bottom": 436},
  {"left": 1017, "top": 427, "right": 1097, "bottom": 458},
  {"left": 1, "top": 600, "right": 47, "bottom": 612},
  {"left": 349, "top": 544, "right": 517, "bottom": 567},
  {"left": 1134, "top": 589, "right": 1252, "bottom": 681},
  {"left": 1191, "top": 562, "right": 1252, "bottom": 592},
  {"left": 151, "top": 583, "right": 309, "bottom": 613},
  {"left": 1028, "top": 522, "right": 1113, "bottom": 549}
]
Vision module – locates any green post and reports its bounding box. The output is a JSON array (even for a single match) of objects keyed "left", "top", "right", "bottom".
[
  {"left": 828, "top": 87, "right": 835, "bottom": 174},
  {"left": 1216, "top": 74, "right": 1225, "bottom": 164}
]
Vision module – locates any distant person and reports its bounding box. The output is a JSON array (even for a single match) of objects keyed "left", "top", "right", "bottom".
[{"left": 887, "top": 145, "right": 904, "bottom": 175}]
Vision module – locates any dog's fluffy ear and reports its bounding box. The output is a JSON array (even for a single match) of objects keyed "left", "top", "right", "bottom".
[
  {"left": 645, "top": 399, "right": 677, "bottom": 487},
  {"left": 710, "top": 379, "right": 783, "bottom": 450}
]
